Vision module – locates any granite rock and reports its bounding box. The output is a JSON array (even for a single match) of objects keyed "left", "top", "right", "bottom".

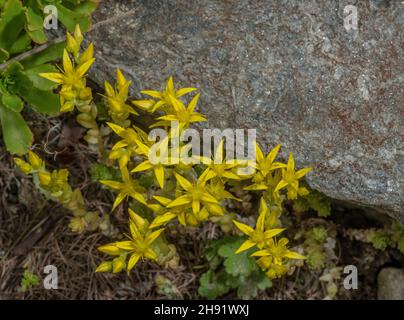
[
  {"left": 86, "top": 0, "right": 403, "bottom": 220},
  {"left": 377, "top": 267, "right": 404, "bottom": 300}
]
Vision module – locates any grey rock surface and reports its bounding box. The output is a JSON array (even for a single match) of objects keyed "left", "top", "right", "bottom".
[
  {"left": 86, "top": 0, "right": 403, "bottom": 220},
  {"left": 377, "top": 267, "right": 404, "bottom": 300}
]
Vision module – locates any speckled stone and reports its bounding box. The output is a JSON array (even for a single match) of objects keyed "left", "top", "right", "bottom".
[
  {"left": 378, "top": 268, "right": 404, "bottom": 300},
  {"left": 86, "top": 0, "right": 403, "bottom": 220}
]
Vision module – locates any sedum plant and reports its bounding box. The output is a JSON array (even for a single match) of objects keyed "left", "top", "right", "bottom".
[
  {"left": 14, "top": 26, "right": 314, "bottom": 284},
  {"left": 14, "top": 150, "right": 115, "bottom": 235},
  {"left": 0, "top": 0, "right": 98, "bottom": 154}
]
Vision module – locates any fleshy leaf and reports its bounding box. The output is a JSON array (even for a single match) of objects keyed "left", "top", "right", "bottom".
[{"left": 0, "top": 102, "right": 33, "bottom": 155}]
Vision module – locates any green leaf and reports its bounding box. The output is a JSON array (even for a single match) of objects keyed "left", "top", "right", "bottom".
[
  {"left": 20, "top": 41, "right": 65, "bottom": 69},
  {"left": 24, "top": 64, "right": 57, "bottom": 90},
  {"left": 9, "top": 33, "right": 32, "bottom": 55},
  {"left": 0, "top": 102, "right": 33, "bottom": 154},
  {"left": 56, "top": 3, "right": 91, "bottom": 32},
  {"left": 18, "top": 86, "right": 60, "bottom": 115},
  {"left": 198, "top": 270, "right": 231, "bottom": 299},
  {"left": 0, "top": 0, "right": 25, "bottom": 51},
  {"left": 218, "top": 237, "right": 258, "bottom": 277},
  {"left": 73, "top": 0, "right": 99, "bottom": 16},
  {"left": 236, "top": 272, "right": 272, "bottom": 299},
  {"left": 1, "top": 92, "right": 23, "bottom": 112},
  {"left": 25, "top": 6, "right": 47, "bottom": 44},
  {"left": 90, "top": 163, "right": 122, "bottom": 181},
  {"left": 0, "top": 47, "right": 9, "bottom": 63}
]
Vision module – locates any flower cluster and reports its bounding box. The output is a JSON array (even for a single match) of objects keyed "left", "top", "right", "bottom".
[
  {"left": 40, "top": 25, "right": 103, "bottom": 152},
  {"left": 93, "top": 73, "right": 312, "bottom": 274},
  {"left": 233, "top": 198, "right": 305, "bottom": 279},
  {"left": 18, "top": 27, "right": 314, "bottom": 278},
  {"left": 14, "top": 151, "right": 115, "bottom": 235}
]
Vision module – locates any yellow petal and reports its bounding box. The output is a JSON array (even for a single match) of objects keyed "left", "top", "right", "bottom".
[
  {"left": 285, "top": 251, "right": 306, "bottom": 260},
  {"left": 149, "top": 212, "right": 176, "bottom": 228},
  {"left": 145, "top": 228, "right": 165, "bottom": 246},
  {"left": 233, "top": 220, "right": 255, "bottom": 237},
  {"left": 79, "top": 43, "right": 94, "bottom": 65},
  {"left": 141, "top": 90, "right": 162, "bottom": 99},
  {"left": 235, "top": 240, "right": 256, "bottom": 254},
  {"left": 287, "top": 153, "right": 295, "bottom": 172},
  {"left": 174, "top": 173, "right": 192, "bottom": 190},
  {"left": 154, "top": 165, "right": 165, "bottom": 188},
  {"left": 131, "top": 160, "right": 153, "bottom": 173},
  {"left": 116, "top": 68, "right": 127, "bottom": 88},
  {"left": 76, "top": 58, "right": 95, "bottom": 78},
  {"left": 144, "top": 248, "right": 157, "bottom": 260},
  {"left": 62, "top": 49, "right": 73, "bottom": 73},
  {"left": 39, "top": 72, "right": 64, "bottom": 84},
  {"left": 192, "top": 199, "right": 200, "bottom": 214},
  {"left": 187, "top": 93, "right": 200, "bottom": 113},
  {"left": 200, "top": 192, "right": 219, "bottom": 204},
  {"left": 98, "top": 244, "right": 121, "bottom": 255},
  {"left": 153, "top": 196, "right": 172, "bottom": 206},
  {"left": 264, "top": 228, "right": 285, "bottom": 239},
  {"left": 296, "top": 167, "right": 312, "bottom": 179},
  {"left": 95, "top": 261, "right": 112, "bottom": 273},
  {"left": 274, "top": 179, "right": 288, "bottom": 193},
  {"left": 127, "top": 253, "right": 141, "bottom": 272},
  {"left": 267, "top": 144, "right": 281, "bottom": 163},
  {"left": 176, "top": 87, "right": 197, "bottom": 97},
  {"left": 251, "top": 249, "right": 270, "bottom": 257},
  {"left": 167, "top": 195, "right": 191, "bottom": 208},
  {"left": 114, "top": 241, "right": 135, "bottom": 251},
  {"left": 111, "top": 192, "right": 126, "bottom": 211},
  {"left": 100, "top": 180, "right": 122, "bottom": 190}
]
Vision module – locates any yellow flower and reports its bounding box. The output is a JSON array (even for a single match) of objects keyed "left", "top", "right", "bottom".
[
  {"left": 107, "top": 122, "right": 149, "bottom": 168},
  {"left": 200, "top": 140, "right": 241, "bottom": 181},
  {"left": 131, "top": 137, "right": 170, "bottom": 189},
  {"left": 104, "top": 69, "right": 138, "bottom": 124},
  {"left": 40, "top": 49, "right": 94, "bottom": 90},
  {"left": 245, "top": 144, "right": 286, "bottom": 190},
  {"left": 233, "top": 198, "right": 284, "bottom": 253},
  {"left": 133, "top": 76, "right": 197, "bottom": 113},
  {"left": 97, "top": 209, "right": 164, "bottom": 273},
  {"left": 252, "top": 237, "right": 305, "bottom": 279},
  {"left": 154, "top": 93, "right": 206, "bottom": 129},
  {"left": 167, "top": 169, "right": 218, "bottom": 216},
  {"left": 207, "top": 180, "right": 239, "bottom": 202},
  {"left": 274, "top": 152, "right": 312, "bottom": 200},
  {"left": 40, "top": 47, "right": 95, "bottom": 112},
  {"left": 100, "top": 166, "right": 146, "bottom": 211},
  {"left": 66, "top": 24, "right": 84, "bottom": 57},
  {"left": 14, "top": 150, "right": 44, "bottom": 173},
  {"left": 148, "top": 196, "right": 186, "bottom": 228}
]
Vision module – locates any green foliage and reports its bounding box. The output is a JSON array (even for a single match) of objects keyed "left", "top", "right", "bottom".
[
  {"left": 303, "top": 227, "right": 328, "bottom": 270},
  {"left": 198, "top": 236, "right": 272, "bottom": 299},
  {"left": 367, "top": 221, "right": 404, "bottom": 253},
  {"left": 0, "top": 0, "right": 98, "bottom": 154},
  {"left": 90, "top": 163, "right": 122, "bottom": 181},
  {"left": 293, "top": 189, "right": 331, "bottom": 217},
  {"left": 20, "top": 269, "right": 40, "bottom": 292},
  {"left": 369, "top": 230, "right": 391, "bottom": 250},
  {"left": 155, "top": 275, "right": 181, "bottom": 299}
]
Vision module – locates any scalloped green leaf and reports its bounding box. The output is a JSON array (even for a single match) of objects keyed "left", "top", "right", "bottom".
[{"left": 25, "top": 6, "right": 47, "bottom": 44}]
